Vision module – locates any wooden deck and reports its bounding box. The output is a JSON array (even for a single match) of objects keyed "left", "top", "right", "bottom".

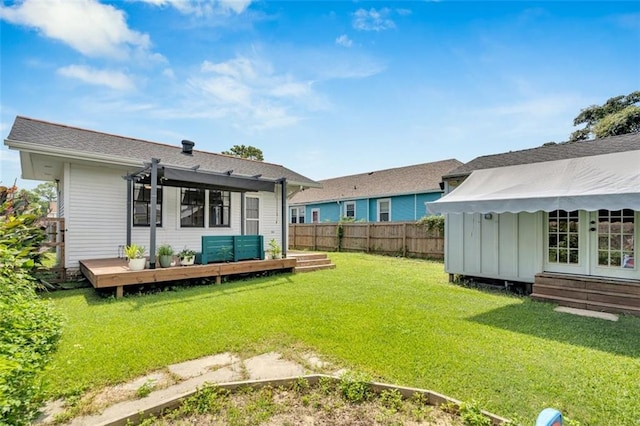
[{"left": 80, "top": 257, "right": 297, "bottom": 298}]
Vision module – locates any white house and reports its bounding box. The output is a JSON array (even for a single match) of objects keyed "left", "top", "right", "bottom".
[
  {"left": 428, "top": 134, "right": 640, "bottom": 315},
  {"left": 4, "top": 116, "right": 320, "bottom": 273}
]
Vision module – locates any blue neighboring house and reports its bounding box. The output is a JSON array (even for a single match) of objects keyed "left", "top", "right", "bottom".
[{"left": 289, "top": 159, "right": 462, "bottom": 223}]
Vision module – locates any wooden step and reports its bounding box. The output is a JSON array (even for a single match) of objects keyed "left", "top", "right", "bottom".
[
  {"left": 532, "top": 284, "right": 640, "bottom": 308},
  {"left": 531, "top": 293, "right": 640, "bottom": 316},
  {"left": 295, "top": 258, "right": 334, "bottom": 267},
  {"left": 294, "top": 264, "right": 337, "bottom": 273},
  {"left": 287, "top": 252, "right": 336, "bottom": 273}
]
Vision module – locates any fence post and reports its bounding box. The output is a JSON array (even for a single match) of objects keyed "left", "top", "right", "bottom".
[{"left": 403, "top": 222, "right": 407, "bottom": 257}]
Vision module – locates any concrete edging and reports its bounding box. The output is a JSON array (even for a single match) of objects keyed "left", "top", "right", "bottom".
[{"left": 98, "top": 374, "right": 509, "bottom": 426}]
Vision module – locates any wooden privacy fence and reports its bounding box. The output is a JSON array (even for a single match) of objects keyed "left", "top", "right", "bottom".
[
  {"left": 36, "top": 217, "right": 66, "bottom": 283},
  {"left": 289, "top": 222, "right": 444, "bottom": 259}
]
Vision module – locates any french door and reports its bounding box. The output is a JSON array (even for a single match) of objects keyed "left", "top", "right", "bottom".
[
  {"left": 590, "top": 209, "right": 637, "bottom": 279},
  {"left": 545, "top": 209, "right": 637, "bottom": 278}
]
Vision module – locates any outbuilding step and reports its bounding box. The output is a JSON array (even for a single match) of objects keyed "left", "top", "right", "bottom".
[{"left": 533, "top": 272, "right": 640, "bottom": 316}]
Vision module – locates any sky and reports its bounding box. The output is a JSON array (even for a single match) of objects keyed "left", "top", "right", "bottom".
[{"left": 1, "top": 0, "right": 639, "bottom": 189}]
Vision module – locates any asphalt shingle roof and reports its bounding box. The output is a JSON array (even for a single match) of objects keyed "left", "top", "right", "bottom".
[
  {"left": 6, "top": 116, "right": 319, "bottom": 186},
  {"left": 444, "top": 132, "right": 640, "bottom": 179},
  {"left": 290, "top": 159, "right": 462, "bottom": 204}
]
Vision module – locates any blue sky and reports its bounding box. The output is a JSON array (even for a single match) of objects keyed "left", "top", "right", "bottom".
[{"left": 1, "top": 1, "right": 639, "bottom": 189}]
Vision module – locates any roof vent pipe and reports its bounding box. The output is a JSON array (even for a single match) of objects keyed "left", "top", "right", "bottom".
[{"left": 181, "top": 140, "right": 195, "bottom": 155}]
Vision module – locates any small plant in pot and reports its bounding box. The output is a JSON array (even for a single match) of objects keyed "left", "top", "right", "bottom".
[
  {"left": 178, "top": 247, "right": 196, "bottom": 266},
  {"left": 124, "top": 244, "right": 146, "bottom": 271},
  {"left": 157, "top": 244, "right": 174, "bottom": 268},
  {"left": 267, "top": 239, "right": 282, "bottom": 259}
]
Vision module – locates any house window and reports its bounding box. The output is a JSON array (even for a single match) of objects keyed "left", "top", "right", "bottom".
[
  {"left": 598, "top": 209, "right": 635, "bottom": 268},
  {"left": 246, "top": 197, "right": 259, "bottom": 234},
  {"left": 344, "top": 202, "right": 356, "bottom": 219},
  {"left": 377, "top": 199, "right": 390, "bottom": 222},
  {"left": 209, "top": 190, "right": 230, "bottom": 227},
  {"left": 290, "top": 207, "right": 305, "bottom": 224},
  {"left": 133, "top": 183, "right": 162, "bottom": 227},
  {"left": 181, "top": 188, "right": 205, "bottom": 227},
  {"left": 311, "top": 209, "right": 320, "bottom": 223},
  {"left": 548, "top": 210, "right": 579, "bottom": 264}
]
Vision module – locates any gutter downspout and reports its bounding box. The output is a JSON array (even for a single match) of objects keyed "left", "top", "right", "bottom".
[{"left": 280, "top": 178, "right": 287, "bottom": 257}]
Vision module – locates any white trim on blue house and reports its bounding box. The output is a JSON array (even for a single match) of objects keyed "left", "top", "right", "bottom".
[{"left": 377, "top": 198, "right": 391, "bottom": 222}]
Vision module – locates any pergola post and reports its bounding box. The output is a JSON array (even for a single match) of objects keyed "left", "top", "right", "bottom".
[
  {"left": 149, "top": 158, "right": 160, "bottom": 269},
  {"left": 126, "top": 176, "right": 132, "bottom": 247}
]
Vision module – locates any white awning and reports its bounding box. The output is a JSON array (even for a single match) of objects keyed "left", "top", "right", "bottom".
[{"left": 427, "top": 150, "right": 640, "bottom": 214}]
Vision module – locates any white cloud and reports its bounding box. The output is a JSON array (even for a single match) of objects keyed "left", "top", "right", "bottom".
[
  {"left": 137, "top": 0, "right": 253, "bottom": 16},
  {"left": 353, "top": 8, "right": 395, "bottom": 31},
  {"left": 0, "top": 0, "right": 152, "bottom": 60},
  {"left": 186, "top": 54, "right": 325, "bottom": 130},
  {"left": 335, "top": 34, "right": 353, "bottom": 47},
  {"left": 57, "top": 65, "right": 135, "bottom": 91},
  {"left": 162, "top": 68, "right": 176, "bottom": 78}
]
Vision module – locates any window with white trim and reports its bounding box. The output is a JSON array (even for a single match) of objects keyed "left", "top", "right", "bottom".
[
  {"left": 311, "top": 208, "right": 320, "bottom": 223},
  {"left": 344, "top": 202, "right": 356, "bottom": 219},
  {"left": 377, "top": 199, "right": 390, "bottom": 222},
  {"left": 290, "top": 207, "right": 305, "bottom": 224}
]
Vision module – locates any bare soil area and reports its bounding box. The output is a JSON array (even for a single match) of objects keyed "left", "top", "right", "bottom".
[{"left": 141, "top": 379, "right": 464, "bottom": 425}]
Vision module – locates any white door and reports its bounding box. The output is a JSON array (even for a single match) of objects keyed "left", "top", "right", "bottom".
[
  {"left": 245, "top": 196, "right": 259, "bottom": 235},
  {"left": 590, "top": 209, "right": 638, "bottom": 279}
]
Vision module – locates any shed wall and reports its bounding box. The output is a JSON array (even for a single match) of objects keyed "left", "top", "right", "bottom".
[{"left": 445, "top": 212, "right": 543, "bottom": 283}]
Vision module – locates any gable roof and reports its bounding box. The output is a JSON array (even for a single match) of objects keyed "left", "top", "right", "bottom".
[
  {"left": 4, "top": 116, "right": 319, "bottom": 187},
  {"left": 290, "top": 159, "right": 463, "bottom": 204},
  {"left": 444, "top": 132, "right": 640, "bottom": 179}
]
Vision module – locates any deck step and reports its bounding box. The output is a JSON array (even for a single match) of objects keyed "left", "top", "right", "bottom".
[
  {"left": 288, "top": 252, "right": 336, "bottom": 273},
  {"left": 294, "top": 264, "right": 337, "bottom": 273}
]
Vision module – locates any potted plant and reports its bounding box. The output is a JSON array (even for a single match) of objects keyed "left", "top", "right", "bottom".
[
  {"left": 124, "top": 244, "right": 146, "bottom": 271},
  {"left": 178, "top": 247, "right": 196, "bottom": 266},
  {"left": 157, "top": 244, "right": 174, "bottom": 268},
  {"left": 267, "top": 239, "right": 282, "bottom": 259}
]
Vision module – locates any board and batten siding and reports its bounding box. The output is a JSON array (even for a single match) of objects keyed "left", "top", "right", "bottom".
[
  {"left": 445, "top": 212, "right": 543, "bottom": 283},
  {"left": 64, "top": 166, "right": 285, "bottom": 268}
]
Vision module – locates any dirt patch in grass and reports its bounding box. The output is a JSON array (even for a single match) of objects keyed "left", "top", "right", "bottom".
[{"left": 140, "top": 378, "right": 465, "bottom": 425}]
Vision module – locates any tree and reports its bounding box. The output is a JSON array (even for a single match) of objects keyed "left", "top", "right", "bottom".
[
  {"left": 221, "top": 145, "right": 264, "bottom": 161},
  {"left": 570, "top": 91, "right": 640, "bottom": 141}
]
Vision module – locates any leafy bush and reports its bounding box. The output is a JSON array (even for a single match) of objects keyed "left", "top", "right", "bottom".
[
  {"left": 339, "top": 371, "right": 372, "bottom": 403},
  {"left": 0, "top": 186, "right": 62, "bottom": 425},
  {"left": 417, "top": 215, "right": 445, "bottom": 236}
]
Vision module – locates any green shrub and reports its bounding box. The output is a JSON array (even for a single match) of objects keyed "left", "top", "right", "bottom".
[
  {"left": 339, "top": 371, "right": 372, "bottom": 403},
  {"left": 417, "top": 215, "right": 445, "bottom": 236},
  {"left": 0, "top": 186, "right": 63, "bottom": 425}
]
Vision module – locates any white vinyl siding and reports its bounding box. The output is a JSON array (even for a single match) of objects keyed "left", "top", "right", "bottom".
[
  {"left": 66, "top": 164, "right": 128, "bottom": 268},
  {"left": 64, "top": 166, "right": 285, "bottom": 268}
]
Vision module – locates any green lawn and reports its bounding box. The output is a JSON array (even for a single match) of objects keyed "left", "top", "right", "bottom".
[{"left": 42, "top": 253, "right": 640, "bottom": 424}]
